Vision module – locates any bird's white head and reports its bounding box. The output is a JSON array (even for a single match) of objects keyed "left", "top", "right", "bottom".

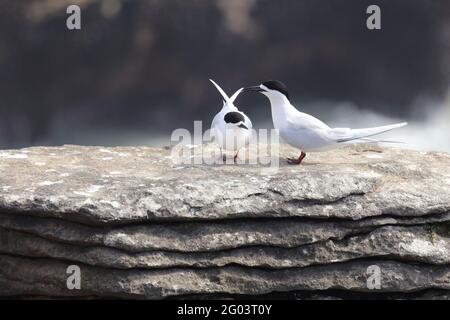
[{"left": 243, "top": 80, "right": 290, "bottom": 105}]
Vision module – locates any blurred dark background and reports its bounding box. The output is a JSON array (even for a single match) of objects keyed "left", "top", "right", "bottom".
[{"left": 0, "top": 0, "right": 449, "bottom": 150}]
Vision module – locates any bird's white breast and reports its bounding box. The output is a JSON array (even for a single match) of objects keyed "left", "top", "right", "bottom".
[
  {"left": 211, "top": 108, "right": 251, "bottom": 151},
  {"left": 269, "top": 98, "right": 335, "bottom": 151}
]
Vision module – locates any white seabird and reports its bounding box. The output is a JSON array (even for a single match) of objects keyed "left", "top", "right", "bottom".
[
  {"left": 244, "top": 80, "right": 407, "bottom": 164},
  {"left": 210, "top": 79, "right": 252, "bottom": 163}
]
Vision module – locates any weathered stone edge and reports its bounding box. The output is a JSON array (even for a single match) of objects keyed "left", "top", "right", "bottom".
[
  {"left": 1, "top": 211, "right": 449, "bottom": 252},
  {"left": 1, "top": 255, "right": 450, "bottom": 299}
]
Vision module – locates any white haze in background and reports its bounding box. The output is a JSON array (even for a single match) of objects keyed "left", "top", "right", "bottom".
[
  {"left": 129, "top": 98, "right": 450, "bottom": 153},
  {"left": 304, "top": 99, "right": 450, "bottom": 153},
  {"left": 42, "top": 92, "right": 450, "bottom": 153}
]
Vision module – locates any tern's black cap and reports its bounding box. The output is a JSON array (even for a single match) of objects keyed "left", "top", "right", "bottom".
[
  {"left": 224, "top": 111, "right": 245, "bottom": 124},
  {"left": 262, "top": 80, "right": 290, "bottom": 100}
]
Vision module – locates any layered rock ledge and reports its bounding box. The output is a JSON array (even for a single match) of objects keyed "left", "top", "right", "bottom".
[{"left": 0, "top": 144, "right": 450, "bottom": 299}]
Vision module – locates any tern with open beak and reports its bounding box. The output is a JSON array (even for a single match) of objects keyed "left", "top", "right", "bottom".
[{"left": 244, "top": 80, "right": 407, "bottom": 164}]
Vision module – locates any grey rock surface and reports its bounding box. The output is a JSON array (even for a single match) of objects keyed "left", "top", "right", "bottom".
[
  {"left": 1, "top": 212, "right": 449, "bottom": 253},
  {"left": 0, "top": 145, "right": 449, "bottom": 225},
  {"left": 1, "top": 225, "right": 450, "bottom": 269},
  {"left": 0, "top": 145, "right": 450, "bottom": 299},
  {"left": 1, "top": 255, "right": 450, "bottom": 299}
]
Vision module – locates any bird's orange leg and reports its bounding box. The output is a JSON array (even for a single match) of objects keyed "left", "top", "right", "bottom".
[
  {"left": 287, "top": 151, "right": 306, "bottom": 165},
  {"left": 220, "top": 148, "right": 226, "bottom": 163},
  {"left": 233, "top": 151, "right": 239, "bottom": 163}
]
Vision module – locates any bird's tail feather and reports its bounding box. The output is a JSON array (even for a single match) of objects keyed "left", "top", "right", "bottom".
[
  {"left": 359, "top": 137, "right": 405, "bottom": 144},
  {"left": 334, "top": 122, "right": 407, "bottom": 143},
  {"left": 342, "top": 137, "right": 406, "bottom": 145},
  {"left": 209, "top": 79, "right": 242, "bottom": 104}
]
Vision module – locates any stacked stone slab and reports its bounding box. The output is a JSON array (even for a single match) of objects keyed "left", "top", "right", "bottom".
[{"left": 0, "top": 144, "right": 450, "bottom": 299}]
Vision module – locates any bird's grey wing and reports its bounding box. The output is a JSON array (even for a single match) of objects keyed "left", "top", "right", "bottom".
[
  {"left": 329, "top": 122, "right": 407, "bottom": 143},
  {"left": 230, "top": 88, "right": 243, "bottom": 103},
  {"left": 209, "top": 79, "right": 231, "bottom": 103},
  {"left": 211, "top": 113, "right": 220, "bottom": 130},
  {"left": 286, "top": 112, "right": 330, "bottom": 131},
  {"left": 242, "top": 112, "right": 253, "bottom": 130},
  {"left": 210, "top": 113, "right": 222, "bottom": 140}
]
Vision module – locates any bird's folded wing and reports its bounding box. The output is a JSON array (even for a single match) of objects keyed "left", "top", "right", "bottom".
[
  {"left": 330, "top": 122, "right": 407, "bottom": 143},
  {"left": 243, "top": 113, "right": 253, "bottom": 130},
  {"left": 210, "top": 114, "right": 220, "bottom": 130},
  {"left": 286, "top": 113, "right": 330, "bottom": 131},
  {"left": 209, "top": 114, "right": 222, "bottom": 140}
]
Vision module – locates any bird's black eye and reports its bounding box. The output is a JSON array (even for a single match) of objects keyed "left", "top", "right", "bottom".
[{"left": 224, "top": 111, "right": 245, "bottom": 124}]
